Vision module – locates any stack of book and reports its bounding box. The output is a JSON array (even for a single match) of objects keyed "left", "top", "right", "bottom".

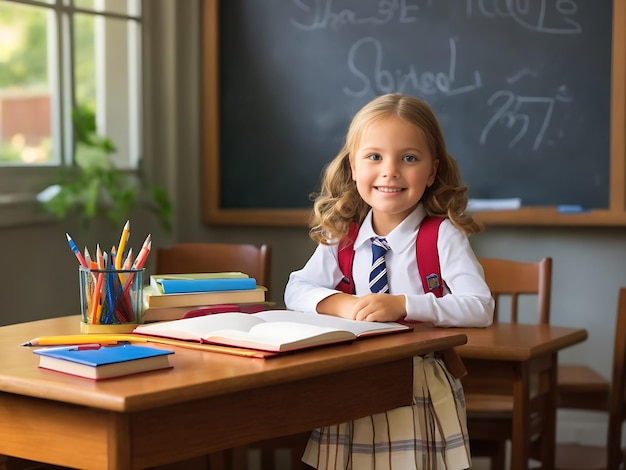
[{"left": 143, "top": 272, "right": 269, "bottom": 322}]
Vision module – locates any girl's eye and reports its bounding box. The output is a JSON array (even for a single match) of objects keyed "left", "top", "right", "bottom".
[
  {"left": 403, "top": 154, "right": 417, "bottom": 162},
  {"left": 367, "top": 153, "right": 382, "bottom": 161}
]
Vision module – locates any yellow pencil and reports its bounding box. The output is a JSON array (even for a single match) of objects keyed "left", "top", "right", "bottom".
[
  {"left": 115, "top": 220, "right": 130, "bottom": 270},
  {"left": 21, "top": 334, "right": 271, "bottom": 358},
  {"left": 21, "top": 334, "right": 122, "bottom": 346}
]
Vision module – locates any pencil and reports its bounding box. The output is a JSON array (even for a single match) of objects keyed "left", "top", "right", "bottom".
[
  {"left": 21, "top": 335, "right": 121, "bottom": 346},
  {"left": 122, "top": 247, "right": 133, "bottom": 269},
  {"left": 115, "top": 220, "right": 130, "bottom": 270},
  {"left": 66, "top": 233, "right": 87, "bottom": 267},
  {"left": 131, "top": 234, "right": 151, "bottom": 269},
  {"left": 91, "top": 245, "right": 105, "bottom": 324}
]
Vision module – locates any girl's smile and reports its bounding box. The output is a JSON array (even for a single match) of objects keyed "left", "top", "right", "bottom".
[{"left": 375, "top": 186, "right": 404, "bottom": 193}]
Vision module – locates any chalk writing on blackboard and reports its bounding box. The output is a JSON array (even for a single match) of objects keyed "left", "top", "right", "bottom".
[
  {"left": 480, "top": 88, "right": 574, "bottom": 151},
  {"left": 466, "top": 0, "right": 583, "bottom": 34},
  {"left": 343, "top": 37, "right": 483, "bottom": 98},
  {"left": 217, "top": 0, "right": 611, "bottom": 211},
  {"left": 289, "top": 0, "right": 584, "bottom": 34}
]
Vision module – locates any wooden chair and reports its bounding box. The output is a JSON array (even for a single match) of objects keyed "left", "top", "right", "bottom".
[
  {"left": 155, "top": 242, "right": 272, "bottom": 296},
  {"left": 553, "top": 287, "right": 626, "bottom": 470},
  {"left": 155, "top": 242, "right": 274, "bottom": 470},
  {"left": 557, "top": 365, "right": 610, "bottom": 412},
  {"left": 464, "top": 257, "right": 553, "bottom": 470},
  {"left": 557, "top": 304, "right": 611, "bottom": 412}
]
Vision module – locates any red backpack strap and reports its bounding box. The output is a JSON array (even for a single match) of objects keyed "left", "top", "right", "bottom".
[
  {"left": 416, "top": 216, "right": 445, "bottom": 298},
  {"left": 335, "top": 223, "right": 359, "bottom": 294},
  {"left": 336, "top": 217, "right": 445, "bottom": 297}
]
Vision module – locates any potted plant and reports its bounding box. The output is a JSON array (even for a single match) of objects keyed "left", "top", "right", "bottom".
[{"left": 37, "top": 105, "right": 172, "bottom": 233}]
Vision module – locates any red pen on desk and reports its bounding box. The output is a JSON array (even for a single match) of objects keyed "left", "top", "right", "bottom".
[{"left": 33, "top": 344, "right": 103, "bottom": 352}]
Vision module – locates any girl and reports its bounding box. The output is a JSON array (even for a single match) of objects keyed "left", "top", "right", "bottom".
[{"left": 284, "top": 93, "right": 494, "bottom": 469}]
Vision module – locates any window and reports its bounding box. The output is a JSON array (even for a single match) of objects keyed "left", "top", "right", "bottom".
[{"left": 0, "top": 0, "right": 142, "bottom": 225}]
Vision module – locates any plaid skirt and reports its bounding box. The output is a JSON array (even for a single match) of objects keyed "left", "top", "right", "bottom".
[{"left": 301, "top": 354, "right": 471, "bottom": 470}]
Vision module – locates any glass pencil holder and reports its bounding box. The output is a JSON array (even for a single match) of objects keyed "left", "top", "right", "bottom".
[{"left": 79, "top": 266, "right": 145, "bottom": 333}]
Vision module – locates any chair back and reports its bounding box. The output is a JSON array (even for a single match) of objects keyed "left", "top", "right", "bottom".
[
  {"left": 155, "top": 243, "right": 272, "bottom": 295},
  {"left": 605, "top": 287, "right": 626, "bottom": 469},
  {"left": 478, "top": 257, "right": 552, "bottom": 324}
]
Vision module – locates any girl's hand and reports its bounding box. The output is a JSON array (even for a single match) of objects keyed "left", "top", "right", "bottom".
[{"left": 352, "top": 294, "right": 406, "bottom": 322}]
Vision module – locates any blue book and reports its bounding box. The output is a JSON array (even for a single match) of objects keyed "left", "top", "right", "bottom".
[
  {"left": 156, "top": 277, "right": 257, "bottom": 294},
  {"left": 34, "top": 344, "right": 174, "bottom": 380}
]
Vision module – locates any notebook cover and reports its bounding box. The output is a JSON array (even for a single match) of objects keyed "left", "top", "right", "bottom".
[{"left": 33, "top": 344, "right": 174, "bottom": 367}]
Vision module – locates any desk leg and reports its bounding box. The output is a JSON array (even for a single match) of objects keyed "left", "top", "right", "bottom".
[
  {"left": 107, "top": 412, "right": 132, "bottom": 470},
  {"left": 535, "top": 352, "right": 557, "bottom": 470},
  {"left": 509, "top": 354, "right": 556, "bottom": 470},
  {"left": 510, "top": 362, "right": 531, "bottom": 470}
]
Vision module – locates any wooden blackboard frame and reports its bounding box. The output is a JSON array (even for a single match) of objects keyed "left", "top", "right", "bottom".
[{"left": 202, "top": 0, "right": 626, "bottom": 227}]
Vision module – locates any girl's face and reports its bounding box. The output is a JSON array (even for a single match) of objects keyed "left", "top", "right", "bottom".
[{"left": 350, "top": 115, "right": 438, "bottom": 235}]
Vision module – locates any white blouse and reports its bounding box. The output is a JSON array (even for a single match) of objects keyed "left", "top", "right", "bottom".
[{"left": 284, "top": 204, "right": 494, "bottom": 327}]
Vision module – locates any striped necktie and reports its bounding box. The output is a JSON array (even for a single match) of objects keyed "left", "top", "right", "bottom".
[{"left": 369, "top": 237, "right": 390, "bottom": 293}]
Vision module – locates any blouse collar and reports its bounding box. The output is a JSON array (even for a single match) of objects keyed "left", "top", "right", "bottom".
[{"left": 354, "top": 204, "right": 427, "bottom": 252}]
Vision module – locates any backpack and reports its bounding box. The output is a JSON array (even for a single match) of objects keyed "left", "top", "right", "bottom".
[{"left": 335, "top": 216, "right": 445, "bottom": 298}]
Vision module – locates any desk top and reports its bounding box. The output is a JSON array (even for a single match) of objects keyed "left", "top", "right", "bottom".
[
  {"left": 455, "top": 322, "right": 588, "bottom": 361},
  {"left": 0, "top": 316, "right": 467, "bottom": 413}
]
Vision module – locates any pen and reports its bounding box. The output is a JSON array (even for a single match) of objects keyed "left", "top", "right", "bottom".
[
  {"left": 66, "top": 233, "right": 87, "bottom": 267},
  {"left": 34, "top": 344, "right": 103, "bottom": 352}
]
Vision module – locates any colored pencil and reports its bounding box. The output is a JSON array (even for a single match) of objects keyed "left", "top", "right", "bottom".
[{"left": 66, "top": 233, "right": 87, "bottom": 267}]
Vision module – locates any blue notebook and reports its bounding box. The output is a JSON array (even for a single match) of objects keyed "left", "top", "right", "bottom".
[
  {"left": 157, "top": 277, "right": 257, "bottom": 294},
  {"left": 34, "top": 344, "right": 174, "bottom": 380}
]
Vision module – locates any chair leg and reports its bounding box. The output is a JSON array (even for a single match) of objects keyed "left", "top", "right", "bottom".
[
  {"left": 471, "top": 440, "right": 507, "bottom": 470},
  {"left": 208, "top": 450, "right": 228, "bottom": 470},
  {"left": 230, "top": 447, "right": 248, "bottom": 470},
  {"left": 490, "top": 443, "right": 507, "bottom": 470},
  {"left": 260, "top": 447, "right": 275, "bottom": 469}
]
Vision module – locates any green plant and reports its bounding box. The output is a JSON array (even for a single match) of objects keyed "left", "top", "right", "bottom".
[{"left": 38, "top": 106, "right": 172, "bottom": 233}]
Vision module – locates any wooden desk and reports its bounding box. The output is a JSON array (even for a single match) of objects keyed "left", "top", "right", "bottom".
[
  {"left": 0, "top": 316, "right": 467, "bottom": 470},
  {"left": 455, "top": 323, "right": 588, "bottom": 470}
]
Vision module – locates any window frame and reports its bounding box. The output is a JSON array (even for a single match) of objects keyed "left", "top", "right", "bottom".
[{"left": 0, "top": 0, "right": 144, "bottom": 227}]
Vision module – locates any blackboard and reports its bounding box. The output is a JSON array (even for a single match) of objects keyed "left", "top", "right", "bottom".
[{"left": 202, "top": 0, "right": 626, "bottom": 226}]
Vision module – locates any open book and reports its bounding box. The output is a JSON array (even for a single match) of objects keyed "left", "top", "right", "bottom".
[{"left": 133, "top": 309, "right": 411, "bottom": 352}]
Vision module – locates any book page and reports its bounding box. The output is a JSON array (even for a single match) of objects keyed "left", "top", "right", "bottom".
[
  {"left": 253, "top": 310, "right": 409, "bottom": 337},
  {"left": 134, "top": 312, "right": 265, "bottom": 341},
  {"left": 205, "top": 322, "right": 355, "bottom": 352}
]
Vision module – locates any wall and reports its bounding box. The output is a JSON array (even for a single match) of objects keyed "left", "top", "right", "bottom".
[{"left": 0, "top": 0, "right": 622, "bottom": 450}]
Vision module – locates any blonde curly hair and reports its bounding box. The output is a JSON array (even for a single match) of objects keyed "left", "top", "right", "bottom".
[{"left": 309, "top": 93, "right": 482, "bottom": 245}]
